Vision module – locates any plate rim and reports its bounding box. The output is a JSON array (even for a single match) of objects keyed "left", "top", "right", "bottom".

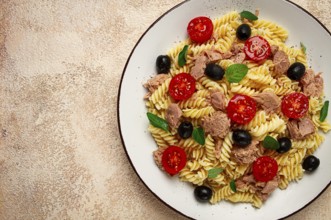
[{"left": 117, "top": 0, "right": 331, "bottom": 219}]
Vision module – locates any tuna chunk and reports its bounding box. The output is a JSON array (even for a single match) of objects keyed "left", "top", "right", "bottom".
[
  {"left": 201, "top": 111, "right": 230, "bottom": 138},
  {"left": 204, "top": 49, "right": 223, "bottom": 62},
  {"left": 153, "top": 146, "right": 167, "bottom": 169},
  {"left": 143, "top": 74, "right": 169, "bottom": 99},
  {"left": 287, "top": 117, "right": 315, "bottom": 140},
  {"left": 235, "top": 179, "right": 247, "bottom": 190},
  {"left": 232, "top": 140, "right": 259, "bottom": 164},
  {"left": 210, "top": 91, "right": 226, "bottom": 111},
  {"left": 231, "top": 52, "right": 246, "bottom": 64},
  {"left": 242, "top": 174, "right": 256, "bottom": 184},
  {"left": 231, "top": 43, "right": 244, "bottom": 54},
  {"left": 165, "top": 103, "right": 182, "bottom": 129},
  {"left": 252, "top": 91, "right": 280, "bottom": 113},
  {"left": 236, "top": 174, "right": 279, "bottom": 201},
  {"left": 273, "top": 50, "right": 290, "bottom": 76},
  {"left": 261, "top": 177, "right": 278, "bottom": 194},
  {"left": 229, "top": 43, "right": 245, "bottom": 63},
  {"left": 191, "top": 54, "right": 208, "bottom": 80},
  {"left": 300, "top": 69, "right": 324, "bottom": 97},
  {"left": 270, "top": 45, "right": 279, "bottom": 56},
  {"left": 221, "top": 51, "right": 233, "bottom": 59},
  {"left": 300, "top": 69, "right": 315, "bottom": 85}
]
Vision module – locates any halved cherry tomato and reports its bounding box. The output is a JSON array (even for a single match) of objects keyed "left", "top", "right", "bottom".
[
  {"left": 253, "top": 156, "right": 278, "bottom": 182},
  {"left": 187, "top": 16, "right": 214, "bottom": 44},
  {"left": 244, "top": 36, "right": 271, "bottom": 62},
  {"left": 168, "top": 73, "right": 196, "bottom": 101},
  {"left": 227, "top": 94, "right": 257, "bottom": 124},
  {"left": 162, "top": 146, "right": 187, "bottom": 176},
  {"left": 281, "top": 92, "right": 309, "bottom": 119}
]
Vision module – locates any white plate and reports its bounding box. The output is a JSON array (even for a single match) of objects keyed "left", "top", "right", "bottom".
[{"left": 118, "top": 0, "right": 331, "bottom": 219}]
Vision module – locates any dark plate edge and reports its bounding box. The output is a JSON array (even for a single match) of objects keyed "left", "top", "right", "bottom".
[{"left": 117, "top": 0, "right": 331, "bottom": 220}]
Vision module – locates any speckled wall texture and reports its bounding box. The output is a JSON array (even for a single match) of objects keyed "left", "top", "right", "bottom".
[{"left": 0, "top": 0, "right": 330, "bottom": 219}]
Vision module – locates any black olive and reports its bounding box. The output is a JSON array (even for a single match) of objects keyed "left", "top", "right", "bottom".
[
  {"left": 302, "top": 155, "right": 320, "bottom": 172},
  {"left": 232, "top": 130, "right": 252, "bottom": 147},
  {"left": 287, "top": 62, "right": 306, "bottom": 80},
  {"left": 156, "top": 55, "right": 171, "bottom": 74},
  {"left": 178, "top": 121, "right": 193, "bottom": 139},
  {"left": 205, "top": 63, "right": 225, "bottom": 80},
  {"left": 194, "top": 185, "right": 212, "bottom": 202},
  {"left": 236, "top": 24, "right": 251, "bottom": 41},
  {"left": 277, "top": 137, "right": 292, "bottom": 153}
]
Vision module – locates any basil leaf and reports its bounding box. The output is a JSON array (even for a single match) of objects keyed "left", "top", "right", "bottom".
[
  {"left": 178, "top": 45, "right": 189, "bottom": 67},
  {"left": 208, "top": 168, "right": 224, "bottom": 178},
  {"left": 230, "top": 179, "right": 237, "bottom": 192},
  {"left": 240, "top": 11, "right": 258, "bottom": 21},
  {"left": 193, "top": 127, "right": 205, "bottom": 145},
  {"left": 225, "top": 64, "right": 249, "bottom": 83},
  {"left": 262, "top": 135, "right": 280, "bottom": 150},
  {"left": 300, "top": 42, "right": 306, "bottom": 54},
  {"left": 320, "top": 100, "right": 329, "bottom": 122},
  {"left": 147, "top": 112, "right": 169, "bottom": 132}
]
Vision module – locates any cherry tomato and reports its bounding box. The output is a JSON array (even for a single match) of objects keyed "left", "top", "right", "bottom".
[
  {"left": 187, "top": 16, "right": 214, "bottom": 44},
  {"left": 253, "top": 156, "right": 278, "bottom": 182},
  {"left": 227, "top": 94, "right": 257, "bottom": 124},
  {"left": 162, "top": 146, "right": 187, "bottom": 176},
  {"left": 168, "top": 73, "right": 196, "bottom": 101},
  {"left": 281, "top": 92, "right": 309, "bottom": 119},
  {"left": 244, "top": 36, "right": 271, "bottom": 62}
]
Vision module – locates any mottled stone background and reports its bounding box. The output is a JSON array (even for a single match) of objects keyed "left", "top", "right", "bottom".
[{"left": 0, "top": 0, "right": 330, "bottom": 219}]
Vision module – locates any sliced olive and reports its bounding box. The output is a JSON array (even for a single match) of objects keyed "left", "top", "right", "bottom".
[
  {"left": 232, "top": 130, "right": 252, "bottom": 147},
  {"left": 156, "top": 55, "right": 171, "bottom": 74},
  {"left": 205, "top": 63, "right": 225, "bottom": 80},
  {"left": 302, "top": 155, "right": 320, "bottom": 172},
  {"left": 236, "top": 24, "right": 251, "bottom": 41},
  {"left": 178, "top": 121, "right": 193, "bottom": 139},
  {"left": 287, "top": 62, "right": 306, "bottom": 80},
  {"left": 194, "top": 185, "right": 212, "bottom": 202},
  {"left": 277, "top": 137, "right": 292, "bottom": 153}
]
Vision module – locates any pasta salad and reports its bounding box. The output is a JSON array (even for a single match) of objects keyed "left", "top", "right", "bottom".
[{"left": 143, "top": 10, "right": 330, "bottom": 208}]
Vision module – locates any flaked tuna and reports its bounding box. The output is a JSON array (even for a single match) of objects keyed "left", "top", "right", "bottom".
[
  {"left": 201, "top": 111, "right": 230, "bottom": 138},
  {"left": 273, "top": 50, "right": 290, "bottom": 76},
  {"left": 252, "top": 91, "right": 280, "bottom": 113},
  {"left": 287, "top": 117, "right": 315, "bottom": 140},
  {"left": 165, "top": 103, "right": 182, "bottom": 129},
  {"left": 300, "top": 69, "right": 324, "bottom": 97}
]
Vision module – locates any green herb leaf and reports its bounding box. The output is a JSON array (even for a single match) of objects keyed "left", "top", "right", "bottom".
[
  {"left": 193, "top": 127, "right": 205, "bottom": 145},
  {"left": 147, "top": 112, "right": 169, "bottom": 132},
  {"left": 240, "top": 11, "right": 258, "bottom": 21},
  {"left": 178, "top": 45, "right": 189, "bottom": 67},
  {"left": 262, "top": 135, "right": 280, "bottom": 150},
  {"left": 225, "top": 64, "right": 249, "bottom": 83},
  {"left": 230, "top": 179, "right": 237, "bottom": 192},
  {"left": 208, "top": 168, "right": 224, "bottom": 178},
  {"left": 320, "top": 100, "right": 329, "bottom": 122},
  {"left": 300, "top": 42, "right": 306, "bottom": 54}
]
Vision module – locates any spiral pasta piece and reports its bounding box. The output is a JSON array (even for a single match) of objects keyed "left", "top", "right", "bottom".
[{"left": 182, "top": 106, "right": 215, "bottom": 119}]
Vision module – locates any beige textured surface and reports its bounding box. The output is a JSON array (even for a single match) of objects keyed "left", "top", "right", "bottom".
[{"left": 0, "top": 0, "right": 330, "bottom": 219}]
